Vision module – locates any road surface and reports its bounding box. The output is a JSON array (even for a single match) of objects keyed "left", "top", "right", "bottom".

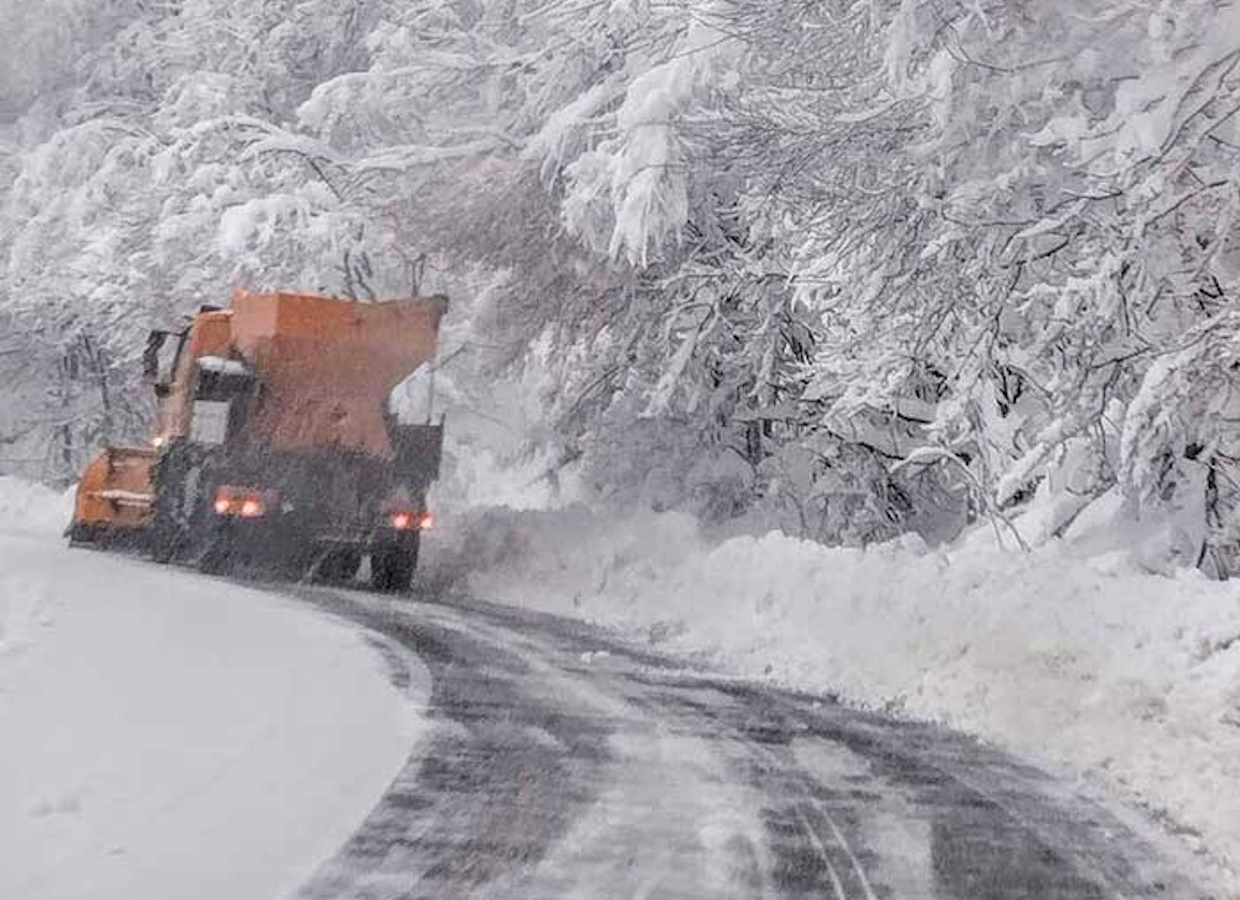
[{"left": 286, "top": 585, "right": 1215, "bottom": 900}]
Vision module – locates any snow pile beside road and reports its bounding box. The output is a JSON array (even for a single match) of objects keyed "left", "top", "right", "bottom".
[
  {"left": 0, "top": 479, "right": 426, "bottom": 900},
  {"left": 462, "top": 502, "right": 1240, "bottom": 884},
  {"left": 0, "top": 475, "right": 73, "bottom": 537}
]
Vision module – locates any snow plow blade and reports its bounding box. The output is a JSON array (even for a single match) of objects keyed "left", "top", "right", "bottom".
[{"left": 68, "top": 447, "right": 157, "bottom": 545}]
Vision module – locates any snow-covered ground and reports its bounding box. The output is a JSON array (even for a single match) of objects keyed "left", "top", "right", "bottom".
[
  {"left": 458, "top": 496, "right": 1240, "bottom": 890},
  {"left": 0, "top": 478, "right": 427, "bottom": 900},
  {"left": 7, "top": 467, "right": 1238, "bottom": 892}
]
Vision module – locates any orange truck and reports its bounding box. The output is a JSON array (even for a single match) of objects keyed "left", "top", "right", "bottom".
[{"left": 68, "top": 288, "right": 448, "bottom": 591}]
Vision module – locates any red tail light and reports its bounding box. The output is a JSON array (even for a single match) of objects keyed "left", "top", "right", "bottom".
[
  {"left": 389, "top": 510, "right": 433, "bottom": 531},
  {"left": 213, "top": 487, "right": 270, "bottom": 518}
]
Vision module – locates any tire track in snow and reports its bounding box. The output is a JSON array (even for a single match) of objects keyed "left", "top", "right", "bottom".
[{"left": 280, "top": 588, "right": 1218, "bottom": 900}]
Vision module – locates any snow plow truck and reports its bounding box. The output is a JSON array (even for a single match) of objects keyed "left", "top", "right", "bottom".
[{"left": 67, "top": 288, "right": 448, "bottom": 592}]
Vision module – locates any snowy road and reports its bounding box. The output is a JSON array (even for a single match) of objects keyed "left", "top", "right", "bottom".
[
  {"left": 0, "top": 531, "right": 424, "bottom": 900},
  {"left": 287, "top": 587, "right": 1216, "bottom": 900}
]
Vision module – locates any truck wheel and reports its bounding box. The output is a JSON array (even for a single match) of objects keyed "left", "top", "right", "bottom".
[
  {"left": 195, "top": 519, "right": 234, "bottom": 575},
  {"left": 150, "top": 447, "right": 198, "bottom": 564},
  {"left": 371, "top": 541, "right": 418, "bottom": 593},
  {"left": 198, "top": 539, "right": 232, "bottom": 575},
  {"left": 315, "top": 549, "right": 361, "bottom": 585},
  {"left": 150, "top": 520, "right": 182, "bottom": 564}
]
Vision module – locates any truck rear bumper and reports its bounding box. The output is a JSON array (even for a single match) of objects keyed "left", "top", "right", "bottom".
[{"left": 203, "top": 514, "right": 420, "bottom": 560}]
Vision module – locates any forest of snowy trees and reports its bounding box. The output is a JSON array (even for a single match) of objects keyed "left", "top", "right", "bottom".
[{"left": 3, "top": 0, "right": 1240, "bottom": 573}]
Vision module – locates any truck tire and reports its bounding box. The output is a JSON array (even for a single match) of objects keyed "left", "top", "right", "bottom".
[
  {"left": 371, "top": 540, "right": 418, "bottom": 593},
  {"left": 150, "top": 446, "right": 199, "bottom": 564},
  {"left": 315, "top": 549, "right": 361, "bottom": 585},
  {"left": 149, "top": 473, "right": 180, "bottom": 563},
  {"left": 150, "top": 519, "right": 181, "bottom": 564},
  {"left": 198, "top": 536, "right": 232, "bottom": 575}
]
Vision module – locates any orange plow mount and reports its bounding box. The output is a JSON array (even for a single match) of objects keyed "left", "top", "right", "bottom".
[{"left": 68, "top": 447, "right": 159, "bottom": 545}]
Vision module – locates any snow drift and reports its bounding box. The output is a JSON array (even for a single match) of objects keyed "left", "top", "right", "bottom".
[
  {"left": 0, "top": 475, "right": 73, "bottom": 537},
  {"left": 457, "top": 500, "right": 1240, "bottom": 888}
]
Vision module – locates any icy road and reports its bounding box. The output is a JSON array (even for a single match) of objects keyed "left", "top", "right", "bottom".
[{"left": 288, "top": 586, "right": 1215, "bottom": 900}]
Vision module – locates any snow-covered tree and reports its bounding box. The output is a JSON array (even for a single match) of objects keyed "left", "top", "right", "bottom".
[{"left": 5, "top": 0, "right": 1240, "bottom": 572}]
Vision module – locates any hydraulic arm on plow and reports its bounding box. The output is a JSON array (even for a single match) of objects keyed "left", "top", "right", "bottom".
[{"left": 69, "top": 289, "right": 448, "bottom": 592}]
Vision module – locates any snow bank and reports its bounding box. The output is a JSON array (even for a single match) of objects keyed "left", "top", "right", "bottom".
[
  {"left": 460, "top": 503, "right": 1240, "bottom": 886},
  {"left": 0, "top": 480, "right": 427, "bottom": 900},
  {"left": 0, "top": 475, "right": 73, "bottom": 537}
]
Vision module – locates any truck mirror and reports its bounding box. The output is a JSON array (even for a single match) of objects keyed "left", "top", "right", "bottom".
[{"left": 143, "top": 331, "right": 167, "bottom": 380}]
